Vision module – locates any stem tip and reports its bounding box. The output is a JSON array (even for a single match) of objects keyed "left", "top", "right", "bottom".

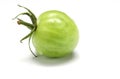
[{"left": 17, "top": 21, "right": 21, "bottom": 25}]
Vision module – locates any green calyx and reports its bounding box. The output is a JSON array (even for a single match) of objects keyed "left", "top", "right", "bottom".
[{"left": 13, "top": 5, "right": 37, "bottom": 57}]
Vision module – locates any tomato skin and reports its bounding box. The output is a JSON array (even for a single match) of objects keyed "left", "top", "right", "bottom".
[{"left": 32, "top": 10, "right": 79, "bottom": 57}]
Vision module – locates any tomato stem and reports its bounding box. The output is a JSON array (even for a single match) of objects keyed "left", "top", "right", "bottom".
[
  {"left": 13, "top": 12, "right": 35, "bottom": 25},
  {"left": 17, "top": 18, "right": 34, "bottom": 30},
  {"left": 13, "top": 5, "right": 38, "bottom": 57}
]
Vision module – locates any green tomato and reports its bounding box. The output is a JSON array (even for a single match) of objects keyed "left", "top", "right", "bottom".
[
  {"left": 32, "top": 10, "right": 79, "bottom": 57},
  {"left": 15, "top": 5, "right": 79, "bottom": 58}
]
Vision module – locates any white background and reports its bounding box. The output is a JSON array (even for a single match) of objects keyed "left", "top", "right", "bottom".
[{"left": 0, "top": 0, "right": 120, "bottom": 79}]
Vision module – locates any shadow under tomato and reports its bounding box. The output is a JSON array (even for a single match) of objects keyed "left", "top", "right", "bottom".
[{"left": 30, "top": 51, "right": 78, "bottom": 66}]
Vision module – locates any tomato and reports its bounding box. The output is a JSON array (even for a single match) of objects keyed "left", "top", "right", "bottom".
[{"left": 14, "top": 5, "right": 79, "bottom": 58}]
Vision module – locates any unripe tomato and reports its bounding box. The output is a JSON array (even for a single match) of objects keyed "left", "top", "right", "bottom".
[
  {"left": 14, "top": 5, "right": 79, "bottom": 58},
  {"left": 32, "top": 10, "right": 79, "bottom": 57}
]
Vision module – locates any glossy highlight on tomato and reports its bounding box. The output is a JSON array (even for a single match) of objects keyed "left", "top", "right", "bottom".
[{"left": 14, "top": 5, "right": 79, "bottom": 58}]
